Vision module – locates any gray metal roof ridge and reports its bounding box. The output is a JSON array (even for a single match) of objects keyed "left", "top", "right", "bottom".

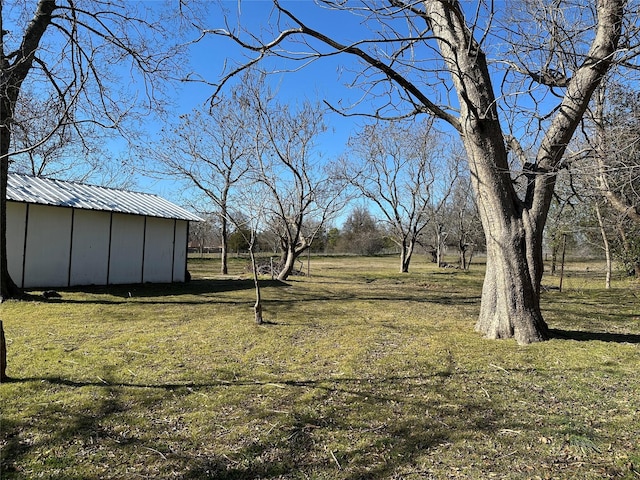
[{"left": 6, "top": 173, "right": 202, "bottom": 222}]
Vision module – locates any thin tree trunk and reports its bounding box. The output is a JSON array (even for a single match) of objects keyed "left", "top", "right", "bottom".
[
  {"left": 0, "top": 123, "right": 21, "bottom": 302},
  {"left": 594, "top": 202, "right": 612, "bottom": 289},
  {"left": 248, "top": 239, "right": 263, "bottom": 324},
  {"left": 220, "top": 215, "right": 229, "bottom": 275},
  {"left": 435, "top": 225, "right": 443, "bottom": 267},
  {"left": 559, "top": 234, "right": 567, "bottom": 293},
  {"left": 459, "top": 238, "right": 468, "bottom": 270},
  {"left": 466, "top": 246, "right": 474, "bottom": 270}
]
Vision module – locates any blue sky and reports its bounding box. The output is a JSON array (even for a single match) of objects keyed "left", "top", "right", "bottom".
[
  {"left": 136, "top": 0, "right": 454, "bottom": 218},
  {"left": 137, "top": 1, "right": 377, "bottom": 203}
]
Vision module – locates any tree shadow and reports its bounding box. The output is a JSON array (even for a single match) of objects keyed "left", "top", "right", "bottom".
[
  {"left": 2, "top": 371, "right": 500, "bottom": 479},
  {"left": 28, "top": 279, "right": 290, "bottom": 305},
  {"left": 550, "top": 328, "right": 640, "bottom": 344}
]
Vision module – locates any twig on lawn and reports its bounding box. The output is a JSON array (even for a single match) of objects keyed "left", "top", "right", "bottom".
[
  {"left": 141, "top": 446, "right": 167, "bottom": 460},
  {"left": 329, "top": 449, "right": 342, "bottom": 470},
  {"left": 489, "top": 363, "right": 510, "bottom": 374}
]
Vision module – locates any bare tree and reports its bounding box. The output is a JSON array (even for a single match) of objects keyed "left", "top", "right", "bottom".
[
  {"left": 189, "top": 213, "right": 220, "bottom": 257},
  {"left": 230, "top": 188, "right": 270, "bottom": 324},
  {"left": 1, "top": 0, "right": 185, "bottom": 301},
  {"left": 338, "top": 205, "right": 386, "bottom": 256},
  {"left": 246, "top": 76, "right": 348, "bottom": 281},
  {"left": 343, "top": 117, "right": 451, "bottom": 273},
  {"left": 591, "top": 82, "right": 640, "bottom": 275},
  {"left": 445, "top": 174, "right": 483, "bottom": 270},
  {"left": 206, "top": 0, "right": 636, "bottom": 343},
  {"left": 152, "top": 95, "right": 252, "bottom": 275}
]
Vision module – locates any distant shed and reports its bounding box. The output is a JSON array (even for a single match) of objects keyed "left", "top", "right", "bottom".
[{"left": 6, "top": 173, "right": 202, "bottom": 288}]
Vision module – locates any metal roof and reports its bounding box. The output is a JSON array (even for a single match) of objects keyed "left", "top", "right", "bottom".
[{"left": 7, "top": 173, "right": 202, "bottom": 222}]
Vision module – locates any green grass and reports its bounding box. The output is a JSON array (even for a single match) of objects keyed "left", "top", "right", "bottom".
[{"left": 1, "top": 255, "right": 639, "bottom": 479}]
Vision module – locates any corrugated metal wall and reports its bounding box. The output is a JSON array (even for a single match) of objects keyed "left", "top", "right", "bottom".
[{"left": 7, "top": 202, "right": 188, "bottom": 288}]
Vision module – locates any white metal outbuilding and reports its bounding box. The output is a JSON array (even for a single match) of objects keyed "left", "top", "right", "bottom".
[{"left": 6, "top": 173, "right": 202, "bottom": 288}]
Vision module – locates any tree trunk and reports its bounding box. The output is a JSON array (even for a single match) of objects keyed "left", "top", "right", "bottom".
[
  {"left": 277, "top": 246, "right": 295, "bottom": 281},
  {"left": 0, "top": 320, "right": 8, "bottom": 382},
  {"left": 277, "top": 244, "right": 307, "bottom": 281},
  {"left": 595, "top": 202, "right": 612, "bottom": 289},
  {"left": 466, "top": 246, "right": 474, "bottom": 270},
  {"left": 459, "top": 109, "right": 551, "bottom": 344},
  {"left": 1, "top": 0, "right": 57, "bottom": 302},
  {"left": 248, "top": 238, "right": 263, "bottom": 324},
  {"left": 474, "top": 219, "right": 550, "bottom": 343},
  {"left": 425, "top": 0, "right": 623, "bottom": 343},
  {"left": 435, "top": 225, "right": 444, "bottom": 267},
  {"left": 220, "top": 215, "right": 229, "bottom": 275},
  {"left": 1, "top": 114, "right": 22, "bottom": 302},
  {"left": 399, "top": 239, "right": 414, "bottom": 273}
]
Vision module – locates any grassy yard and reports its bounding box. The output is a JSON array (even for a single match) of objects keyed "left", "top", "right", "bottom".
[{"left": 1, "top": 255, "right": 639, "bottom": 479}]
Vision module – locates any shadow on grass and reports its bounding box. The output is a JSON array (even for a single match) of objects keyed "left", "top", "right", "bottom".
[
  {"left": 29, "top": 277, "right": 485, "bottom": 310},
  {"left": 29, "top": 279, "right": 290, "bottom": 305},
  {"left": 2, "top": 372, "right": 496, "bottom": 479},
  {"left": 550, "top": 329, "right": 640, "bottom": 343}
]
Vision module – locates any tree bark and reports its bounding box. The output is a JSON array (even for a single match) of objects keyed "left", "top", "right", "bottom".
[
  {"left": 248, "top": 238, "right": 263, "bottom": 324},
  {"left": 400, "top": 239, "right": 414, "bottom": 273},
  {"left": 425, "top": 0, "right": 623, "bottom": 343},
  {"left": 0, "top": 128, "right": 21, "bottom": 301},
  {"left": 595, "top": 202, "right": 612, "bottom": 289},
  {"left": 0, "top": 320, "right": 8, "bottom": 382},
  {"left": 220, "top": 214, "right": 229, "bottom": 275},
  {"left": 278, "top": 244, "right": 306, "bottom": 281}
]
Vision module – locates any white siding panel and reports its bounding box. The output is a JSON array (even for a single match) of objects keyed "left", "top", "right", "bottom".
[
  {"left": 7, "top": 202, "right": 27, "bottom": 287},
  {"left": 109, "top": 213, "right": 144, "bottom": 284},
  {"left": 23, "top": 205, "right": 72, "bottom": 288},
  {"left": 70, "top": 210, "right": 111, "bottom": 286},
  {"left": 143, "top": 217, "right": 174, "bottom": 283},
  {"left": 173, "top": 220, "right": 187, "bottom": 282}
]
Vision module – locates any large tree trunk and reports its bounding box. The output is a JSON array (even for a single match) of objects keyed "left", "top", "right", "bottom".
[
  {"left": 425, "top": 0, "right": 622, "bottom": 343},
  {"left": 475, "top": 218, "right": 549, "bottom": 343},
  {"left": 463, "top": 127, "right": 551, "bottom": 344},
  {"left": 429, "top": 8, "right": 551, "bottom": 342}
]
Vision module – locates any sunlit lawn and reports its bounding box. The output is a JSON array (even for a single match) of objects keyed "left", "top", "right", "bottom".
[{"left": 1, "top": 254, "right": 639, "bottom": 479}]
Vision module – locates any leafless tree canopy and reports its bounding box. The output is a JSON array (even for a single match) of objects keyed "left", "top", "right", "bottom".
[{"left": 342, "top": 117, "right": 462, "bottom": 272}]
